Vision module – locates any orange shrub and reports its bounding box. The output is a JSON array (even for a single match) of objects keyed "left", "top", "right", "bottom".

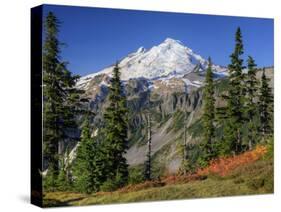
[
  {"left": 162, "top": 173, "right": 205, "bottom": 185},
  {"left": 96, "top": 146, "right": 268, "bottom": 195},
  {"left": 197, "top": 145, "right": 267, "bottom": 177}
]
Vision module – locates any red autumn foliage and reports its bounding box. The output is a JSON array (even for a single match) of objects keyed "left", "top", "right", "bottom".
[
  {"left": 161, "top": 173, "right": 206, "bottom": 185},
  {"left": 160, "top": 146, "right": 267, "bottom": 186},
  {"left": 97, "top": 146, "right": 267, "bottom": 194},
  {"left": 197, "top": 145, "right": 267, "bottom": 177}
]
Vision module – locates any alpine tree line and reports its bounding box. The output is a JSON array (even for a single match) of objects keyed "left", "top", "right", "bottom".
[{"left": 43, "top": 12, "right": 273, "bottom": 193}]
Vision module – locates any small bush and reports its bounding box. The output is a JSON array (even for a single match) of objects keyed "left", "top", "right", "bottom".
[
  {"left": 100, "top": 179, "right": 119, "bottom": 192},
  {"left": 128, "top": 168, "right": 144, "bottom": 185},
  {"left": 43, "top": 167, "right": 59, "bottom": 192}
]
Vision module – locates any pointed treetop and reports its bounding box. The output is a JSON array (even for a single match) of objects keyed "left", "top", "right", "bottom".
[
  {"left": 112, "top": 62, "right": 121, "bottom": 81},
  {"left": 208, "top": 57, "right": 212, "bottom": 66},
  {"left": 45, "top": 11, "right": 60, "bottom": 33},
  {"left": 234, "top": 27, "right": 244, "bottom": 55},
  {"left": 247, "top": 56, "right": 257, "bottom": 69}
]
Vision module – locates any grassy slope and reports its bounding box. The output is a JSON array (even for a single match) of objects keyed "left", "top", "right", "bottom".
[{"left": 43, "top": 155, "right": 273, "bottom": 207}]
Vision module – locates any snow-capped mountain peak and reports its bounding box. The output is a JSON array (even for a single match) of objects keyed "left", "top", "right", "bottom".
[
  {"left": 136, "top": 46, "right": 146, "bottom": 54},
  {"left": 162, "top": 37, "right": 183, "bottom": 46},
  {"left": 77, "top": 38, "right": 227, "bottom": 89}
]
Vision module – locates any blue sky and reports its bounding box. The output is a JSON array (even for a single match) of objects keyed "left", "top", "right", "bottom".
[{"left": 43, "top": 4, "right": 274, "bottom": 77}]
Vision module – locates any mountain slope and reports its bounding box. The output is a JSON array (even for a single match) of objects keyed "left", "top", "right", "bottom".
[{"left": 72, "top": 38, "right": 274, "bottom": 175}]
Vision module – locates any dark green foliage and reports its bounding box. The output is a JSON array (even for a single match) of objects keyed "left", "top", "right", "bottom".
[
  {"left": 43, "top": 12, "right": 62, "bottom": 182},
  {"left": 43, "top": 166, "right": 58, "bottom": 192},
  {"left": 57, "top": 158, "right": 71, "bottom": 191},
  {"left": 214, "top": 29, "right": 272, "bottom": 156},
  {"left": 215, "top": 78, "right": 229, "bottom": 93},
  {"left": 244, "top": 56, "right": 259, "bottom": 150},
  {"left": 43, "top": 12, "right": 83, "bottom": 190},
  {"left": 56, "top": 148, "right": 73, "bottom": 191},
  {"left": 99, "top": 179, "right": 119, "bottom": 192},
  {"left": 258, "top": 69, "right": 273, "bottom": 141},
  {"left": 101, "top": 63, "right": 129, "bottom": 189},
  {"left": 73, "top": 117, "right": 105, "bottom": 194},
  {"left": 72, "top": 63, "right": 129, "bottom": 193},
  {"left": 183, "top": 143, "right": 201, "bottom": 172},
  {"left": 201, "top": 57, "right": 217, "bottom": 161},
  {"left": 221, "top": 27, "right": 246, "bottom": 154}
]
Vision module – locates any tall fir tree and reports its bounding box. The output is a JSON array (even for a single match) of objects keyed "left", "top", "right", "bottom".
[
  {"left": 73, "top": 116, "right": 105, "bottom": 193},
  {"left": 43, "top": 12, "right": 83, "bottom": 189},
  {"left": 223, "top": 27, "right": 245, "bottom": 154},
  {"left": 102, "top": 63, "right": 129, "bottom": 189},
  {"left": 258, "top": 69, "right": 273, "bottom": 141},
  {"left": 245, "top": 56, "right": 258, "bottom": 150},
  {"left": 201, "top": 57, "right": 216, "bottom": 162}
]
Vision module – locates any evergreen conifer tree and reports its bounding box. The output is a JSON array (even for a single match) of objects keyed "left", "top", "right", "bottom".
[
  {"left": 102, "top": 63, "right": 129, "bottom": 189},
  {"left": 43, "top": 12, "right": 83, "bottom": 189},
  {"left": 223, "top": 27, "right": 245, "bottom": 154},
  {"left": 245, "top": 56, "right": 258, "bottom": 149},
  {"left": 73, "top": 116, "right": 104, "bottom": 193},
  {"left": 258, "top": 69, "right": 273, "bottom": 141},
  {"left": 201, "top": 57, "right": 216, "bottom": 162}
]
